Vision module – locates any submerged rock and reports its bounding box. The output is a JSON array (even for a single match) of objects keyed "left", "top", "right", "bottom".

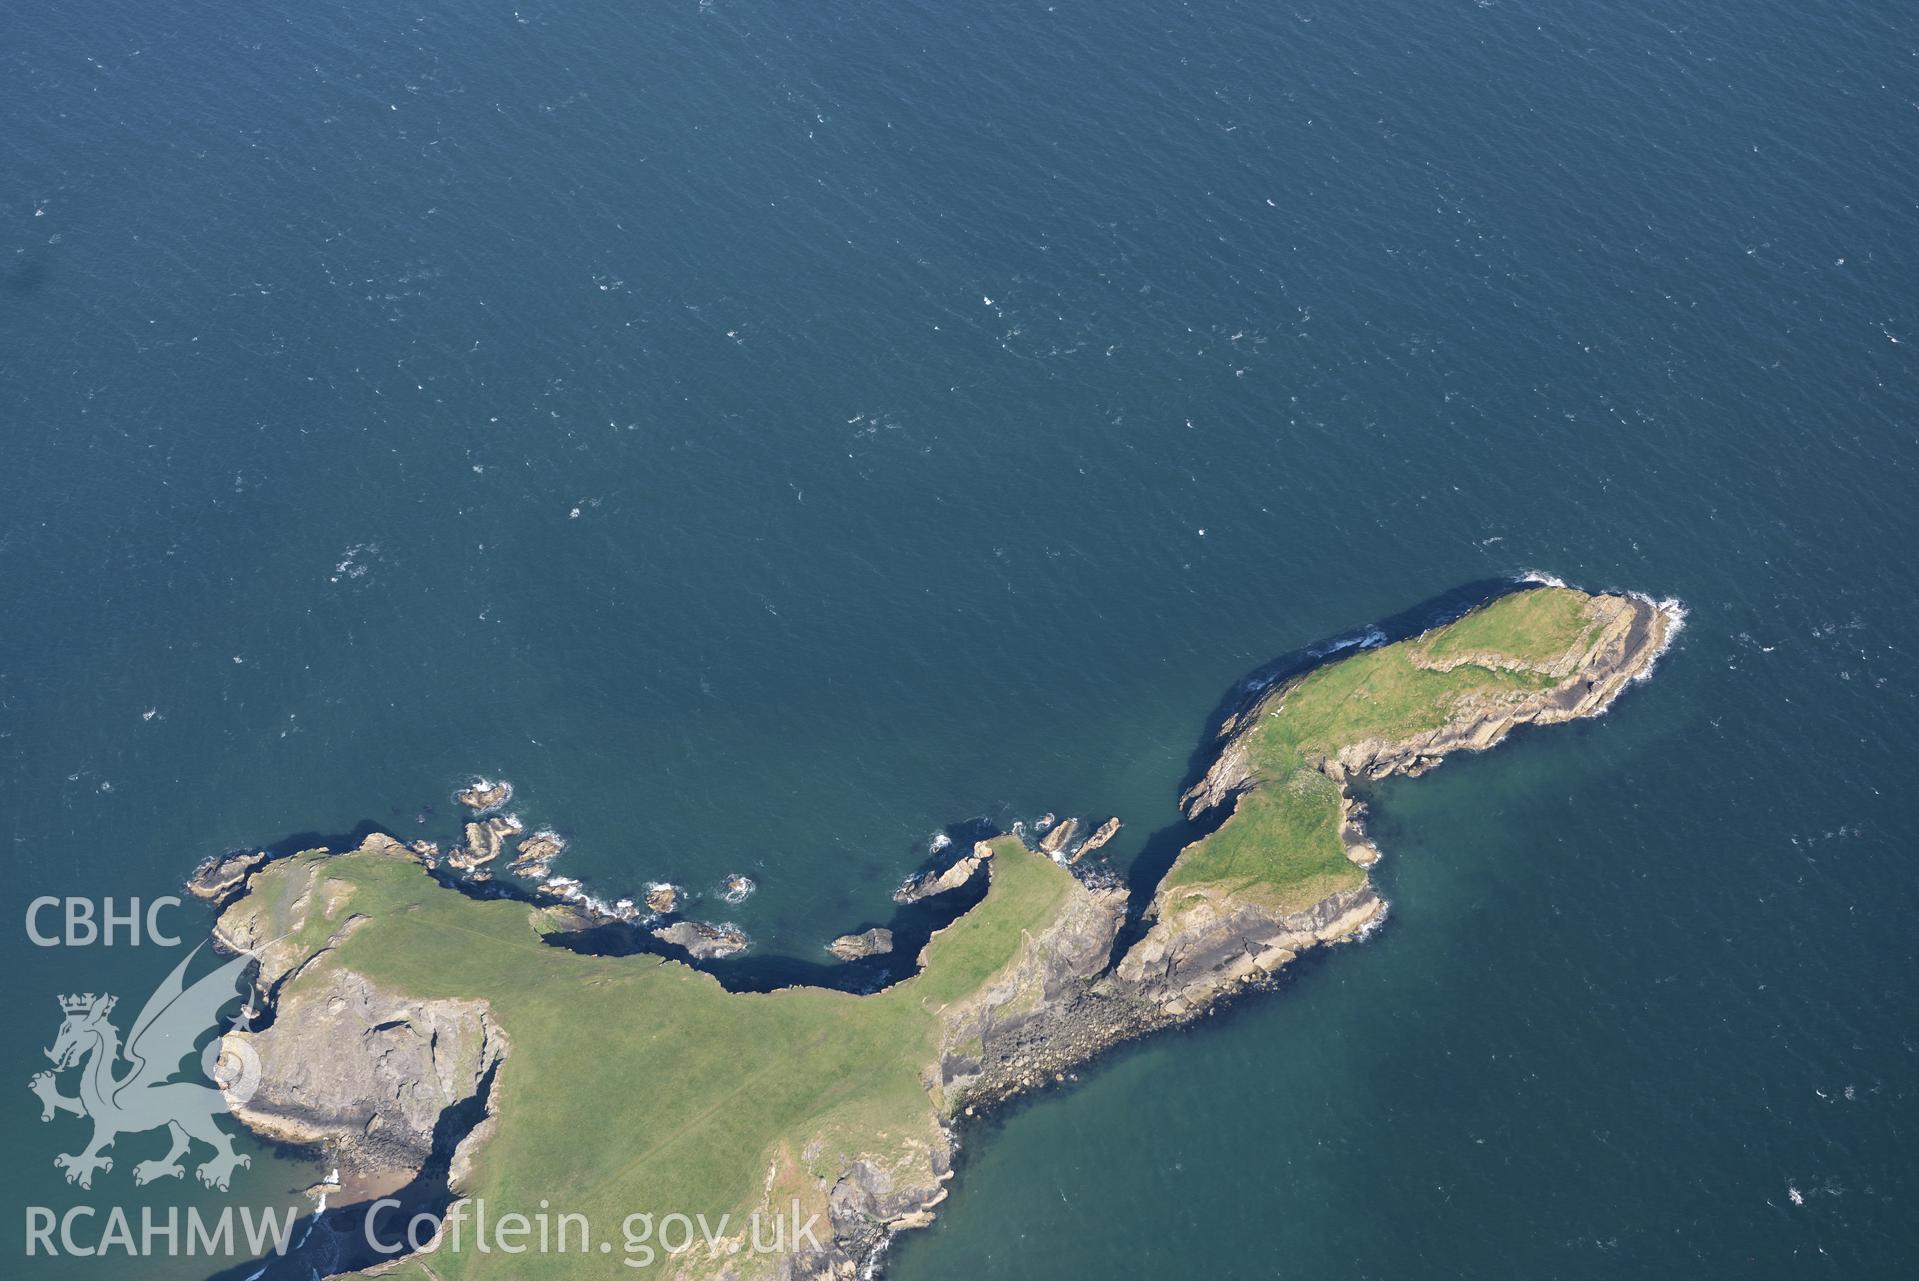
[
  {"left": 828, "top": 928, "right": 894, "bottom": 961},
  {"left": 719, "top": 873, "right": 756, "bottom": 904}
]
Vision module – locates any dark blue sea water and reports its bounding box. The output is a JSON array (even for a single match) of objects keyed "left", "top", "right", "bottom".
[{"left": 3, "top": 0, "right": 1915, "bottom": 1276}]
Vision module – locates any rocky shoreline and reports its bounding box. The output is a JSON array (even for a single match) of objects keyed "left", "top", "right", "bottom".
[
  {"left": 193, "top": 585, "right": 1679, "bottom": 1281},
  {"left": 197, "top": 826, "right": 1388, "bottom": 1281}
]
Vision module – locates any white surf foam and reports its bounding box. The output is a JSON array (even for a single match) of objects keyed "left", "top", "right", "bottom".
[
  {"left": 1624, "top": 592, "right": 1688, "bottom": 684},
  {"left": 1307, "top": 624, "right": 1388, "bottom": 660}
]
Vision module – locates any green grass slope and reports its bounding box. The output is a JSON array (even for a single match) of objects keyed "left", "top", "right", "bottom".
[
  {"left": 235, "top": 835, "right": 1069, "bottom": 1280},
  {"left": 1162, "top": 586, "right": 1612, "bottom": 911}
]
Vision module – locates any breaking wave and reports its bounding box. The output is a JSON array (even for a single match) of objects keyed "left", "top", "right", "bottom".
[
  {"left": 1307, "top": 625, "right": 1388, "bottom": 660},
  {"left": 1626, "top": 592, "right": 1688, "bottom": 685}
]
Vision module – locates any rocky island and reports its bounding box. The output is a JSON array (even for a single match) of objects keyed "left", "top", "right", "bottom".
[{"left": 201, "top": 584, "right": 1678, "bottom": 1280}]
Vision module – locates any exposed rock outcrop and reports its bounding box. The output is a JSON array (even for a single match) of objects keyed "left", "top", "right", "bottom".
[
  {"left": 214, "top": 864, "right": 353, "bottom": 993},
  {"left": 1109, "top": 882, "right": 1384, "bottom": 1018},
  {"left": 186, "top": 849, "right": 267, "bottom": 907},
  {"left": 209, "top": 833, "right": 423, "bottom": 990},
  {"left": 652, "top": 919, "right": 749, "bottom": 959},
  {"left": 1072, "top": 817, "right": 1122, "bottom": 863},
  {"left": 827, "top": 927, "right": 894, "bottom": 961},
  {"left": 1339, "top": 796, "right": 1381, "bottom": 867},
  {"left": 508, "top": 831, "right": 565, "bottom": 877},
  {"left": 933, "top": 873, "right": 1132, "bottom": 1111},
  {"left": 1179, "top": 739, "right": 1256, "bottom": 821},
  {"left": 893, "top": 841, "right": 993, "bottom": 903},
  {"left": 455, "top": 777, "right": 513, "bottom": 813},
  {"left": 1037, "top": 817, "right": 1081, "bottom": 855},
  {"left": 210, "top": 837, "right": 508, "bottom": 1186},
  {"left": 930, "top": 861, "right": 1383, "bottom": 1116},
  {"left": 446, "top": 814, "right": 522, "bottom": 872},
  {"left": 221, "top": 967, "right": 506, "bottom": 1178}
]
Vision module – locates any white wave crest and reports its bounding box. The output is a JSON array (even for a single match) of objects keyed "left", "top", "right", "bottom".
[
  {"left": 1352, "top": 898, "right": 1391, "bottom": 943},
  {"left": 1625, "top": 592, "right": 1688, "bottom": 684},
  {"left": 1308, "top": 625, "right": 1388, "bottom": 660}
]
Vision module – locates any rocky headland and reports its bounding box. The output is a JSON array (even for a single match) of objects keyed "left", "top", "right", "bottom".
[{"left": 195, "top": 584, "right": 1678, "bottom": 1281}]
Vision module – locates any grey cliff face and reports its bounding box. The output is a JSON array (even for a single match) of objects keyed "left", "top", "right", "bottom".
[
  {"left": 211, "top": 839, "right": 504, "bottom": 1186},
  {"left": 222, "top": 967, "right": 505, "bottom": 1178},
  {"left": 934, "top": 875, "right": 1132, "bottom": 1111},
  {"left": 1108, "top": 882, "right": 1385, "bottom": 1018}
]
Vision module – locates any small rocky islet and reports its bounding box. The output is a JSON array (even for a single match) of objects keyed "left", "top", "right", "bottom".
[
  {"left": 190, "top": 583, "right": 1679, "bottom": 1281},
  {"left": 827, "top": 927, "right": 894, "bottom": 962}
]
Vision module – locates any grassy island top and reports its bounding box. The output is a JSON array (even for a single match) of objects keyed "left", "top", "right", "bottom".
[
  {"left": 1159, "top": 586, "right": 1630, "bottom": 912},
  {"left": 227, "top": 834, "right": 1068, "bottom": 1280}
]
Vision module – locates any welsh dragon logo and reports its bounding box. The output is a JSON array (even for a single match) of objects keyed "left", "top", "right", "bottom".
[{"left": 29, "top": 945, "right": 262, "bottom": 1192}]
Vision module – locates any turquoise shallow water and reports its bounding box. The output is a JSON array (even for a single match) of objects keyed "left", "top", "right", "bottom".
[{"left": 2, "top": 0, "right": 1915, "bottom": 1275}]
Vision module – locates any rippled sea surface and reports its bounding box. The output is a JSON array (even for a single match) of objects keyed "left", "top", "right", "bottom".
[{"left": 3, "top": 0, "right": 1915, "bottom": 1275}]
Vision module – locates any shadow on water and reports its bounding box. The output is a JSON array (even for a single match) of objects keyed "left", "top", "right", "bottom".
[
  {"left": 214, "top": 579, "right": 1524, "bottom": 1004},
  {"left": 260, "top": 820, "right": 394, "bottom": 861},
  {"left": 196, "top": 576, "right": 1529, "bottom": 1281},
  {"left": 542, "top": 815, "right": 1003, "bottom": 993},
  {"left": 1, "top": 247, "right": 50, "bottom": 298},
  {"left": 562, "top": 577, "right": 1526, "bottom": 985}
]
